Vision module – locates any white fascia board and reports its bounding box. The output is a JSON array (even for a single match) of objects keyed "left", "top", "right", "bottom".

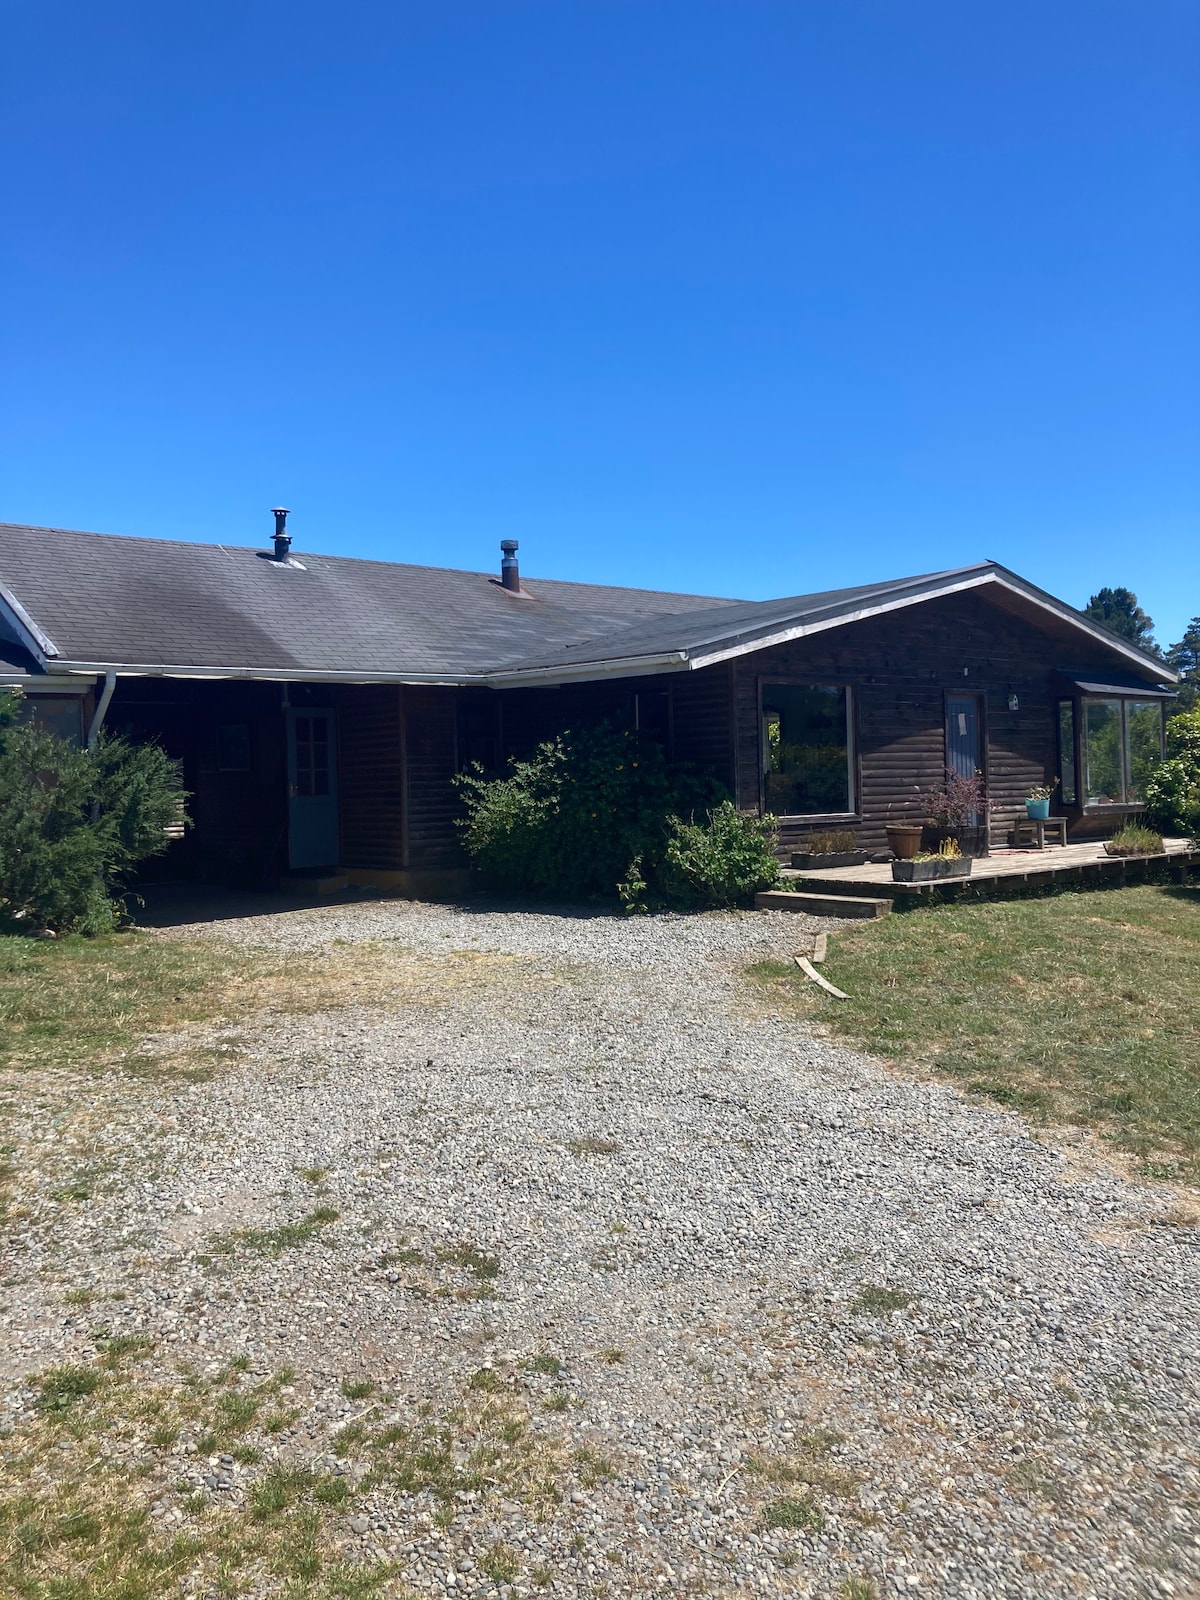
[
  {"left": 0, "top": 586, "right": 59, "bottom": 661},
  {"left": 485, "top": 651, "right": 690, "bottom": 687},
  {"left": 0, "top": 675, "right": 90, "bottom": 694},
  {"left": 49, "top": 651, "right": 693, "bottom": 689},
  {"left": 51, "top": 660, "right": 489, "bottom": 687}
]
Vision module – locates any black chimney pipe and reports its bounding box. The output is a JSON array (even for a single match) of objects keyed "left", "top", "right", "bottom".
[
  {"left": 500, "top": 539, "right": 520, "bottom": 592},
  {"left": 271, "top": 507, "right": 291, "bottom": 561}
]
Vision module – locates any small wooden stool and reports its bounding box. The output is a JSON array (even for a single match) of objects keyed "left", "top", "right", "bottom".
[{"left": 1011, "top": 816, "right": 1068, "bottom": 850}]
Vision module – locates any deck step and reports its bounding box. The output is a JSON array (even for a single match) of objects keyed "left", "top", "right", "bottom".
[{"left": 756, "top": 889, "right": 892, "bottom": 919}]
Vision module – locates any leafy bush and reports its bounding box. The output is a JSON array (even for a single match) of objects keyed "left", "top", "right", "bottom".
[
  {"left": 0, "top": 691, "right": 187, "bottom": 935},
  {"left": 649, "top": 801, "right": 779, "bottom": 911},
  {"left": 1144, "top": 708, "right": 1200, "bottom": 841},
  {"left": 455, "top": 722, "right": 776, "bottom": 910}
]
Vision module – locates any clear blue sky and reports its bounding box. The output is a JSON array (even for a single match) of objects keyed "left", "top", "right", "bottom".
[{"left": 2, "top": 1, "right": 1197, "bottom": 646}]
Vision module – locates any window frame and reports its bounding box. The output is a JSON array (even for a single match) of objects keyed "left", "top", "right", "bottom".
[
  {"left": 757, "top": 678, "right": 857, "bottom": 821},
  {"left": 1072, "top": 694, "right": 1165, "bottom": 810}
]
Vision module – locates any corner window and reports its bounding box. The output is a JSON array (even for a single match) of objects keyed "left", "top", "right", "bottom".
[
  {"left": 1082, "top": 697, "right": 1163, "bottom": 806},
  {"left": 1057, "top": 700, "right": 1077, "bottom": 805},
  {"left": 761, "top": 683, "right": 853, "bottom": 816},
  {"left": 1126, "top": 701, "right": 1165, "bottom": 801}
]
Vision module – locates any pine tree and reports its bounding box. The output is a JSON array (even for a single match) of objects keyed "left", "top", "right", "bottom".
[{"left": 1083, "top": 587, "right": 1159, "bottom": 654}]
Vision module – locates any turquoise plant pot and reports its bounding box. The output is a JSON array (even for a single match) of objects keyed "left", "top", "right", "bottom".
[{"left": 1026, "top": 798, "right": 1050, "bottom": 819}]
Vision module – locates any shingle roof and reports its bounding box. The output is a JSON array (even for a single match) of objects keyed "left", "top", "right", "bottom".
[
  {"left": 0, "top": 522, "right": 1173, "bottom": 686},
  {"left": 0, "top": 523, "right": 733, "bottom": 677}
]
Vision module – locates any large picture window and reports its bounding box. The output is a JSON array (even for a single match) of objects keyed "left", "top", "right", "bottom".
[
  {"left": 761, "top": 683, "right": 852, "bottom": 816},
  {"left": 1082, "top": 697, "right": 1164, "bottom": 806}
]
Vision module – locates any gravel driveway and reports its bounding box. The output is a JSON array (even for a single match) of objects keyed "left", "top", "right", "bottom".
[{"left": 3, "top": 895, "right": 1198, "bottom": 1600}]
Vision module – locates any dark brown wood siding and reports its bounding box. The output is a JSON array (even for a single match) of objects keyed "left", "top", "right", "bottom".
[
  {"left": 402, "top": 687, "right": 462, "bottom": 868},
  {"left": 731, "top": 588, "right": 1133, "bottom": 850},
  {"left": 337, "top": 685, "right": 404, "bottom": 869},
  {"left": 108, "top": 677, "right": 289, "bottom": 885},
  {"left": 671, "top": 662, "right": 735, "bottom": 787}
]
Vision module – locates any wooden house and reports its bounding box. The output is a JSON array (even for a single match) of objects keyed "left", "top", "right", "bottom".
[{"left": 0, "top": 518, "right": 1177, "bottom": 891}]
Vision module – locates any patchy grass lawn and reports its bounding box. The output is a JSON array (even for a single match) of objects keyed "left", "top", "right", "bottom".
[
  {"left": 0, "top": 1335, "right": 572, "bottom": 1600},
  {"left": 0, "top": 931, "right": 529, "bottom": 1079},
  {"left": 751, "top": 882, "right": 1200, "bottom": 1180},
  {"left": 0, "top": 933, "right": 260, "bottom": 1076}
]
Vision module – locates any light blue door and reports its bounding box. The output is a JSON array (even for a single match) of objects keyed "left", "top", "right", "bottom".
[
  {"left": 287, "top": 709, "right": 339, "bottom": 868},
  {"left": 945, "top": 694, "right": 983, "bottom": 820}
]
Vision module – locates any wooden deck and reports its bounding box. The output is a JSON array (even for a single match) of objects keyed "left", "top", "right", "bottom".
[{"left": 783, "top": 837, "right": 1200, "bottom": 900}]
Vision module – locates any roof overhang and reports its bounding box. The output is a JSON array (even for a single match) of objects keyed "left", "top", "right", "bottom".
[{"left": 3, "top": 561, "right": 1176, "bottom": 689}]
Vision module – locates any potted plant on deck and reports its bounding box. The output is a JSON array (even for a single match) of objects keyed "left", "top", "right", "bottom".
[
  {"left": 921, "top": 768, "right": 987, "bottom": 858},
  {"left": 790, "top": 828, "right": 869, "bottom": 870},
  {"left": 1025, "top": 780, "right": 1058, "bottom": 820},
  {"left": 891, "top": 837, "right": 974, "bottom": 882}
]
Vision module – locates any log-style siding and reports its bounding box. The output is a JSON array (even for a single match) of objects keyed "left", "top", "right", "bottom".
[
  {"left": 731, "top": 589, "right": 1116, "bottom": 850},
  {"left": 337, "top": 685, "right": 404, "bottom": 869},
  {"left": 671, "top": 662, "right": 735, "bottom": 788},
  {"left": 402, "top": 687, "right": 462, "bottom": 869}
]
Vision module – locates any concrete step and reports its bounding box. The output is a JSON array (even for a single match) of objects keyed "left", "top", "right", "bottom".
[
  {"left": 755, "top": 889, "right": 892, "bottom": 919},
  {"left": 279, "top": 872, "right": 349, "bottom": 896}
]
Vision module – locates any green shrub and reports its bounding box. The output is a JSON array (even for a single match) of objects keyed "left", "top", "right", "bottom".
[
  {"left": 0, "top": 691, "right": 187, "bottom": 935},
  {"left": 455, "top": 722, "right": 773, "bottom": 909},
  {"left": 1144, "top": 708, "right": 1200, "bottom": 840},
  {"left": 651, "top": 801, "right": 779, "bottom": 911}
]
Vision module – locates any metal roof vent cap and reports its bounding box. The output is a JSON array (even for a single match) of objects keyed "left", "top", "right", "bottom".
[
  {"left": 271, "top": 507, "right": 292, "bottom": 561},
  {"left": 500, "top": 539, "right": 520, "bottom": 592}
]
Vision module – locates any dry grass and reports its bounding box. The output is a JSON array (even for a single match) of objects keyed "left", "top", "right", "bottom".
[
  {"left": 750, "top": 881, "right": 1200, "bottom": 1179},
  {"left": 0, "top": 1332, "right": 587, "bottom": 1599},
  {"left": 0, "top": 931, "right": 530, "bottom": 1080}
]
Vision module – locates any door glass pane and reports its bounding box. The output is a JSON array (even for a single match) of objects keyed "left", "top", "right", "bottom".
[
  {"left": 761, "top": 685, "right": 850, "bottom": 815},
  {"left": 1125, "top": 701, "right": 1163, "bottom": 802},
  {"left": 1084, "top": 700, "right": 1124, "bottom": 804},
  {"left": 1057, "top": 701, "right": 1077, "bottom": 805}
]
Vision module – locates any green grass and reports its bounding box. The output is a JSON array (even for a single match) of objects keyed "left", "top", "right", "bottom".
[
  {"left": 0, "top": 933, "right": 254, "bottom": 1075},
  {"left": 219, "top": 1207, "right": 341, "bottom": 1258},
  {"left": 750, "top": 882, "right": 1200, "bottom": 1177},
  {"left": 761, "top": 1495, "right": 824, "bottom": 1532}
]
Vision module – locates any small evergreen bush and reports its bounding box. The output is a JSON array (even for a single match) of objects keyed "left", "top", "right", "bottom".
[
  {"left": 455, "top": 722, "right": 777, "bottom": 910},
  {"left": 0, "top": 690, "right": 187, "bottom": 935},
  {"left": 1144, "top": 707, "right": 1200, "bottom": 842}
]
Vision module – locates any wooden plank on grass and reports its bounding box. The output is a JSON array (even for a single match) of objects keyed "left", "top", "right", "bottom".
[
  {"left": 796, "top": 955, "right": 848, "bottom": 1000},
  {"left": 811, "top": 932, "right": 828, "bottom": 964}
]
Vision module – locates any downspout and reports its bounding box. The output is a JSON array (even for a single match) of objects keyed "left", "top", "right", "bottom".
[{"left": 86, "top": 671, "right": 116, "bottom": 749}]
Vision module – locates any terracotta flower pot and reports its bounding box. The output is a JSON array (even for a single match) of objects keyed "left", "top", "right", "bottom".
[{"left": 885, "top": 823, "right": 924, "bottom": 860}]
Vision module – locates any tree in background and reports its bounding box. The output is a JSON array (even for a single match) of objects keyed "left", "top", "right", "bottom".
[
  {"left": 1166, "top": 616, "right": 1200, "bottom": 713},
  {"left": 1083, "top": 587, "right": 1160, "bottom": 655},
  {"left": 1144, "top": 708, "right": 1200, "bottom": 843},
  {"left": 0, "top": 690, "right": 187, "bottom": 935}
]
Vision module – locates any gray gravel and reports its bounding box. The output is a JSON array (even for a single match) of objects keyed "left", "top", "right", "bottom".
[{"left": 3, "top": 895, "right": 1198, "bottom": 1600}]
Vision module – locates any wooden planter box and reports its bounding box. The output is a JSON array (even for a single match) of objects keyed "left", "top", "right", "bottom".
[
  {"left": 891, "top": 856, "right": 974, "bottom": 883},
  {"left": 1102, "top": 844, "right": 1166, "bottom": 859},
  {"left": 790, "top": 849, "right": 869, "bottom": 870}
]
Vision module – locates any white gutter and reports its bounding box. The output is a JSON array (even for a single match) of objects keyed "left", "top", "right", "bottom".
[
  {"left": 86, "top": 671, "right": 116, "bottom": 748},
  {"left": 48, "top": 650, "right": 693, "bottom": 689}
]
